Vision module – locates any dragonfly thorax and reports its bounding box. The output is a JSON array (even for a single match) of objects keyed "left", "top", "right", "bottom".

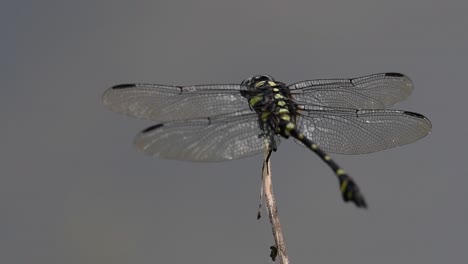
[{"left": 240, "top": 76, "right": 298, "bottom": 140}]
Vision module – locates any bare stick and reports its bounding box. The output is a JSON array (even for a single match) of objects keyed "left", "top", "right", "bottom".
[{"left": 262, "top": 144, "right": 289, "bottom": 264}]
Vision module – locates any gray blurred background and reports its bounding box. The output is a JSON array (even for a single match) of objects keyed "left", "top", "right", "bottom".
[{"left": 1, "top": 0, "right": 467, "bottom": 263}]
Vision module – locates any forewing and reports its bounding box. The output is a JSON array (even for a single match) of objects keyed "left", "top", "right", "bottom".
[
  {"left": 102, "top": 83, "right": 249, "bottom": 122},
  {"left": 295, "top": 108, "right": 432, "bottom": 154},
  {"left": 289, "top": 73, "right": 414, "bottom": 109},
  {"left": 134, "top": 111, "right": 268, "bottom": 162}
]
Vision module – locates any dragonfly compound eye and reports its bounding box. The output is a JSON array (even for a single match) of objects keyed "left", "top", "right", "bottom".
[
  {"left": 241, "top": 76, "right": 254, "bottom": 86},
  {"left": 241, "top": 75, "right": 275, "bottom": 87},
  {"left": 254, "top": 75, "right": 274, "bottom": 82}
]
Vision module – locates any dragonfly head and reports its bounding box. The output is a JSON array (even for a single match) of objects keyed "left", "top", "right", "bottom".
[{"left": 241, "top": 75, "right": 275, "bottom": 88}]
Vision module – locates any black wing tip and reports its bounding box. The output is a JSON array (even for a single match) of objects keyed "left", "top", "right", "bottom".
[
  {"left": 403, "top": 111, "right": 426, "bottom": 119},
  {"left": 141, "top": 124, "right": 164, "bottom": 133},
  {"left": 112, "top": 84, "right": 137, "bottom": 89},
  {"left": 385, "top": 72, "right": 405, "bottom": 77}
]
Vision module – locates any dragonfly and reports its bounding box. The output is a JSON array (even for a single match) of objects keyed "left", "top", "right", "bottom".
[{"left": 102, "top": 72, "right": 432, "bottom": 208}]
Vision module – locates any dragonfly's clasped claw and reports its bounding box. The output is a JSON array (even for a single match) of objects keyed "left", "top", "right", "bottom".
[{"left": 339, "top": 175, "right": 368, "bottom": 208}]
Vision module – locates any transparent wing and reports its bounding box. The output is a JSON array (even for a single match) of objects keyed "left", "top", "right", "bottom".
[
  {"left": 289, "top": 73, "right": 414, "bottom": 109},
  {"left": 134, "top": 111, "right": 271, "bottom": 162},
  {"left": 295, "top": 107, "right": 432, "bottom": 154},
  {"left": 102, "top": 83, "right": 249, "bottom": 122}
]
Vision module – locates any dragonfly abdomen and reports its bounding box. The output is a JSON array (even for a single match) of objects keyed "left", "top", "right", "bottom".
[{"left": 280, "top": 119, "right": 368, "bottom": 208}]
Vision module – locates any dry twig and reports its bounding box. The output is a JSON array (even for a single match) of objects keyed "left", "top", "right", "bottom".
[{"left": 261, "top": 144, "right": 289, "bottom": 264}]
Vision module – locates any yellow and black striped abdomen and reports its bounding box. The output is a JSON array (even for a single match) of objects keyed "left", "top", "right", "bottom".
[{"left": 279, "top": 119, "right": 368, "bottom": 208}]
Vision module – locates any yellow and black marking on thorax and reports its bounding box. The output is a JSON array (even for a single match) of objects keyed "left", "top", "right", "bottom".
[
  {"left": 241, "top": 75, "right": 367, "bottom": 208},
  {"left": 242, "top": 77, "right": 298, "bottom": 139}
]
